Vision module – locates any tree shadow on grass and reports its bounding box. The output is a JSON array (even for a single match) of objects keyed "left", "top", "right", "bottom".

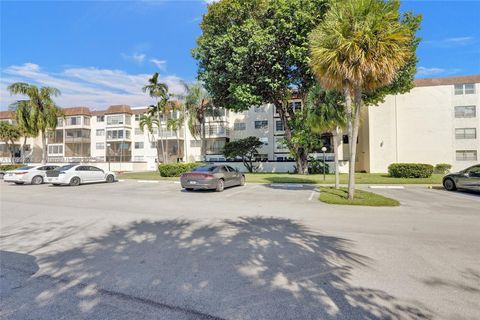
[
  {"left": 1, "top": 217, "right": 432, "bottom": 319},
  {"left": 262, "top": 176, "right": 318, "bottom": 184}
]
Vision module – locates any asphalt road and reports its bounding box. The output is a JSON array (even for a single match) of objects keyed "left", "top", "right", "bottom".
[{"left": 0, "top": 180, "right": 479, "bottom": 320}]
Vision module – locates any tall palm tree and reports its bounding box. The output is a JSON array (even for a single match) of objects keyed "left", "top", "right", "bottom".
[
  {"left": 309, "top": 0, "right": 412, "bottom": 199},
  {"left": 7, "top": 83, "right": 62, "bottom": 164},
  {"left": 10, "top": 100, "right": 38, "bottom": 163},
  {"left": 139, "top": 113, "right": 160, "bottom": 161},
  {"left": 0, "top": 122, "right": 21, "bottom": 164},
  {"left": 184, "top": 82, "right": 212, "bottom": 162},
  {"left": 306, "top": 84, "right": 346, "bottom": 189},
  {"left": 142, "top": 73, "right": 169, "bottom": 163},
  {"left": 166, "top": 110, "right": 185, "bottom": 162}
]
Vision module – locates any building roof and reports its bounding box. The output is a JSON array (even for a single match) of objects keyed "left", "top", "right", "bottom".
[
  {"left": 414, "top": 75, "right": 480, "bottom": 87},
  {"left": 0, "top": 111, "right": 15, "bottom": 120},
  {"left": 105, "top": 104, "right": 133, "bottom": 115},
  {"left": 63, "top": 107, "right": 92, "bottom": 116}
]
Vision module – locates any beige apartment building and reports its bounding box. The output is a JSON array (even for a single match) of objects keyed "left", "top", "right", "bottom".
[{"left": 1, "top": 75, "right": 479, "bottom": 173}]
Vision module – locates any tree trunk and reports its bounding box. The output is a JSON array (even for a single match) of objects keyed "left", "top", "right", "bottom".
[
  {"left": 333, "top": 126, "right": 340, "bottom": 189},
  {"left": 165, "top": 137, "right": 169, "bottom": 164},
  {"left": 176, "top": 132, "right": 180, "bottom": 163},
  {"left": 200, "top": 116, "right": 207, "bottom": 162},
  {"left": 41, "top": 130, "right": 47, "bottom": 164},
  {"left": 344, "top": 86, "right": 354, "bottom": 200},
  {"left": 347, "top": 86, "right": 362, "bottom": 200},
  {"left": 156, "top": 111, "right": 165, "bottom": 163},
  {"left": 21, "top": 136, "right": 27, "bottom": 164},
  {"left": 295, "top": 147, "right": 309, "bottom": 175}
]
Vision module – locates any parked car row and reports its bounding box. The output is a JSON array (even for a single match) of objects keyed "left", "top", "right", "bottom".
[{"left": 2, "top": 164, "right": 116, "bottom": 186}]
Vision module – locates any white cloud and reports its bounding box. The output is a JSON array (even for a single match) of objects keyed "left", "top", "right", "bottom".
[
  {"left": 204, "top": 0, "right": 219, "bottom": 4},
  {"left": 416, "top": 66, "right": 461, "bottom": 77},
  {"left": 0, "top": 63, "right": 186, "bottom": 110},
  {"left": 424, "top": 36, "right": 475, "bottom": 48},
  {"left": 150, "top": 59, "right": 167, "bottom": 70},
  {"left": 121, "top": 52, "right": 146, "bottom": 64}
]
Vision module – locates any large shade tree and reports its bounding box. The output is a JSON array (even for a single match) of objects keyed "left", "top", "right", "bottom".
[
  {"left": 7, "top": 83, "right": 62, "bottom": 164},
  {"left": 306, "top": 84, "right": 346, "bottom": 189},
  {"left": 193, "top": 0, "right": 328, "bottom": 174},
  {"left": 309, "top": 0, "right": 420, "bottom": 199},
  {"left": 0, "top": 122, "right": 22, "bottom": 163}
]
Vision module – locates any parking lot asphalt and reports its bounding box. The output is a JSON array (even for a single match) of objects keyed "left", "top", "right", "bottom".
[{"left": 1, "top": 180, "right": 479, "bottom": 320}]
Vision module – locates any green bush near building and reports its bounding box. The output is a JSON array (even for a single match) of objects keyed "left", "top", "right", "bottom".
[
  {"left": 434, "top": 163, "right": 452, "bottom": 174},
  {"left": 158, "top": 163, "right": 205, "bottom": 177},
  {"left": 0, "top": 164, "right": 24, "bottom": 171},
  {"left": 388, "top": 163, "right": 434, "bottom": 178}
]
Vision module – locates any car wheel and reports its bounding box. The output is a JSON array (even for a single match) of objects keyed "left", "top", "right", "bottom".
[
  {"left": 69, "top": 177, "right": 81, "bottom": 186},
  {"left": 106, "top": 175, "right": 115, "bottom": 183},
  {"left": 31, "top": 175, "right": 43, "bottom": 185},
  {"left": 443, "top": 178, "right": 457, "bottom": 191},
  {"left": 185, "top": 188, "right": 194, "bottom": 191},
  {"left": 14, "top": 182, "right": 24, "bottom": 185},
  {"left": 239, "top": 175, "right": 246, "bottom": 186},
  {"left": 52, "top": 184, "right": 61, "bottom": 186},
  {"left": 215, "top": 179, "right": 225, "bottom": 192}
]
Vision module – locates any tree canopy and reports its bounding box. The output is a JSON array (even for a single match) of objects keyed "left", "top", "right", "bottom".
[{"left": 223, "top": 136, "right": 263, "bottom": 172}]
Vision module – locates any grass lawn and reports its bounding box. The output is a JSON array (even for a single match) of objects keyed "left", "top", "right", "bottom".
[
  {"left": 118, "top": 171, "right": 443, "bottom": 185},
  {"left": 319, "top": 187, "right": 400, "bottom": 206}
]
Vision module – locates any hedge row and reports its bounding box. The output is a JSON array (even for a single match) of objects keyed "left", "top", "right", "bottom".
[
  {"left": 388, "top": 163, "right": 434, "bottom": 178},
  {"left": 158, "top": 163, "right": 205, "bottom": 177},
  {"left": 434, "top": 163, "right": 452, "bottom": 174},
  {"left": 0, "top": 164, "right": 24, "bottom": 171}
]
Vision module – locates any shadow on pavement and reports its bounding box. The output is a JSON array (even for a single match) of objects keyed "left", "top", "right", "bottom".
[{"left": 0, "top": 218, "right": 432, "bottom": 319}]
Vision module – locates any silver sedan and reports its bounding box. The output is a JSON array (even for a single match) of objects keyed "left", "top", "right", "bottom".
[{"left": 180, "top": 165, "right": 245, "bottom": 192}]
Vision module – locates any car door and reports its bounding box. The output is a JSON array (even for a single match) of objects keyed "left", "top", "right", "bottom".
[
  {"left": 218, "top": 166, "right": 232, "bottom": 186},
  {"left": 89, "top": 166, "right": 106, "bottom": 182},
  {"left": 460, "top": 165, "right": 480, "bottom": 190},
  {"left": 75, "top": 166, "right": 92, "bottom": 182},
  {"left": 226, "top": 166, "right": 241, "bottom": 185}
]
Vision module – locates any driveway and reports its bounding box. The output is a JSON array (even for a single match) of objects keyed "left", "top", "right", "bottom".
[{"left": 1, "top": 181, "right": 479, "bottom": 319}]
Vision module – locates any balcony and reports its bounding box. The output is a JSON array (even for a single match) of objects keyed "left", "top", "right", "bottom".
[{"left": 64, "top": 136, "right": 91, "bottom": 143}]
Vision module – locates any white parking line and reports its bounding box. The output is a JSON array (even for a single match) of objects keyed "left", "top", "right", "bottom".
[
  {"left": 369, "top": 185, "right": 405, "bottom": 189},
  {"left": 308, "top": 188, "right": 320, "bottom": 201},
  {"left": 137, "top": 180, "right": 159, "bottom": 184},
  {"left": 270, "top": 183, "right": 304, "bottom": 188}
]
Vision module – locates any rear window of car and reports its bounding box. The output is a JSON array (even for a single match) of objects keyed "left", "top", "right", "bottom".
[
  {"left": 192, "top": 166, "right": 216, "bottom": 172},
  {"left": 55, "top": 165, "right": 76, "bottom": 171},
  {"left": 16, "top": 166, "right": 35, "bottom": 170}
]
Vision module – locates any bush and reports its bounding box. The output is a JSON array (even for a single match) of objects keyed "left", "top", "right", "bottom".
[
  {"left": 388, "top": 163, "right": 434, "bottom": 178},
  {"left": 0, "top": 164, "right": 24, "bottom": 171},
  {"left": 434, "top": 163, "right": 452, "bottom": 174},
  {"left": 308, "top": 157, "right": 330, "bottom": 174},
  {"left": 158, "top": 163, "right": 205, "bottom": 177}
]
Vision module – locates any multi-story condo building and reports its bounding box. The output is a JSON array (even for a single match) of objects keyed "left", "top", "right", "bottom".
[{"left": 1, "top": 75, "right": 479, "bottom": 173}]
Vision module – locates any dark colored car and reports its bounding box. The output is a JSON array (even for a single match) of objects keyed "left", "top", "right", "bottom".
[
  {"left": 180, "top": 165, "right": 245, "bottom": 192},
  {"left": 443, "top": 164, "right": 480, "bottom": 191}
]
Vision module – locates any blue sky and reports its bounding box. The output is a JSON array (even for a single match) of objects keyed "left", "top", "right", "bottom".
[{"left": 1, "top": 0, "right": 479, "bottom": 110}]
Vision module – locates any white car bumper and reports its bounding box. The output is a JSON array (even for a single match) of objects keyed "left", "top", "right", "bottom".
[
  {"left": 3, "top": 173, "right": 29, "bottom": 183},
  {"left": 45, "top": 176, "right": 69, "bottom": 184}
]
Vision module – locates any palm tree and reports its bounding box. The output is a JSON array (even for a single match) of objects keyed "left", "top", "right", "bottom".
[
  {"left": 309, "top": 0, "right": 412, "bottom": 199},
  {"left": 139, "top": 113, "right": 160, "bottom": 161},
  {"left": 142, "top": 73, "right": 169, "bottom": 163},
  {"left": 7, "top": 82, "right": 61, "bottom": 164},
  {"left": 10, "top": 100, "right": 38, "bottom": 163},
  {"left": 306, "top": 84, "right": 346, "bottom": 189},
  {"left": 184, "top": 82, "right": 212, "bottom": 162},
  {"left": 166, "top": 110, "right": 185, "bottom": 162},
  {"left": 0, "top": 122, "right": 21, "bottom": 164}
]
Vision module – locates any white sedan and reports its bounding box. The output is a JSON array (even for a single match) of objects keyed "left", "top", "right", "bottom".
[
  {"left": 3, "top": 165, "right": 60, "bottom": 185},
  {"left": 45, "top": 164, "right": 116, "bottom": 186}
]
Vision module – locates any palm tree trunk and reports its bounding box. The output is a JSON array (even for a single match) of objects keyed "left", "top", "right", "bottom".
[
  {"left": 200, "top": 117, "right": 206, "bottom": 162},
  {"left": 41, "top": 130, "right": 47, "bottom": 164},
  {"left": 333, "top": 126, "right": 340, "bottom": 189},
  {"left": 176, "top": 131, "right": 180, "bottom": 162},
  {"left": 165, "top": 135, "right": 169, "bottom": 164},
  {"left": 21, "top": 136, "right": 27, "bottom": 164},
  {"left": 156, "top": 111, "right": 165, "bottom": 163},
  {"left": 347, "top": 86, "right": 362, "bottom": 200},
  {"left": 344, "top": 85, "right": 354, "bottom": 200}
]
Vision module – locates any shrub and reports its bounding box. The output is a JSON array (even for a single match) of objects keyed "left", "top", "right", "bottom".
[
  {"left": 434, "top": 163, "right": 452, "bottom": 174},
  {"left": 388, "top": 163, "right": 434, "bottom": 178},
  {"left": 158, "top": 163, "right": 205, "bottom": 177},
  {"left": 308, "top": 157, "right": 330, "bottom": 174},
  {"left": 0, "top": 164, "right": 24, "bottom": 171}
]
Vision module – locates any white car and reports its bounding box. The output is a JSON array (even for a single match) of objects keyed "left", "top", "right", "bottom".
[
  {"left": 3, "top": 165, "right": 60, "bottom": 185},
  {"left": 45, "top": 164, "right": 116, "bottom": 186}
]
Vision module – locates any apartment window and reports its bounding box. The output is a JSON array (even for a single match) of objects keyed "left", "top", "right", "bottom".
[
  {"left": 289, "top": 101, "right": 302, "bottom": 111},
  {"left": 254, "top": 120, "right": 268, "bottom": 129},
  {"left": 107, "top": 115, "right": 124, "bottom": 125},
  {"left": 134, "top": 156, "right": 144, "bottom": 161},
  {"left": 134, "top": 142, "right": 144, "bottom": 149},
  {"left": 84, "top": 117, "right": 90, "bottom": 125},
  {"left": 125, "top": 115, "right": 132, "bottom": 125},
  {"left": 275, "top": 137, "right": 288, "bottom": 150},
  {"left": 455, "top": 128, "right": 476, "bottom": 139},
  {"left": 135, "top": 128, "right": 143, "bottom": 135},
  {"left": 190, "top": 140, "right": 201, "bottom": 147},
  {"left": 259, "top": 137, "right": 268, "bottom": 146},
  {"left": 456, "top": 150, "right": 477, "bottom": 161},
  {"left": 96, "top": 142, "right": 105, "bottom": 150},
  {"left": 125, "top": 130, "right": 131, "bottom": 139},
  {"left": 275, "top": 120, "right": 285, "bottom": 131},
  {"left": 234, "top": 122, "right": 246, "bottom": 131},
  {"left": 454, "top": 83, "right": 476, "bottom": 95},
  {"left": 455, "top": 106, "right": 476, "bottom": 118},
  {"left": 107, "top": 129, "right": 124, "bottom": 139},
  {"left": 135, "top": 114, "right": 142, "bottom": 121},
  {"left": 68, "top": 116, "right": 81, "bottom": 125},
  {"left": 48, "top": 145, "right": 63, "bottom": 154},
  {"left": 57, "top": 117, "right": 63, "bottom": 127},
  {"left": 96, "top": 129, "right": 105, "bottom": 136},
  {"left": 97, "top": 115, "right": 105, "bottom": 122}
]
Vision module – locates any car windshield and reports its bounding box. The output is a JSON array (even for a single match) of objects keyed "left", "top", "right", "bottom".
[
  {"left": 15, "top": 166, "right": 35, "bottom": 171},
  {"left": 55, "top": 165, "right": 76, "bottom": 171},
  {"left": 192, "top": 166, "right": 216, "bottom": 172}
]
